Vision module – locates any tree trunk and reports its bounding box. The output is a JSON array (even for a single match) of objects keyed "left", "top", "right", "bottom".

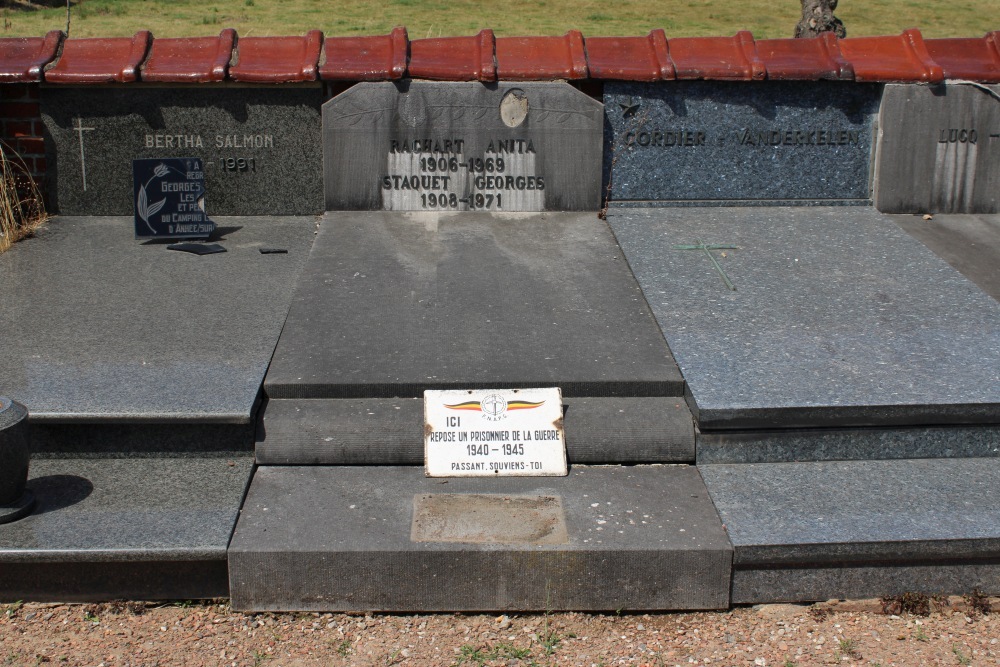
[{"left": 795, "top": 0, "right": 846, "bottom": 38}]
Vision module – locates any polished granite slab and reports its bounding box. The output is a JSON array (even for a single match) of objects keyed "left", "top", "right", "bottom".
[
  {"left": 891, "top": 213, "right": 1000, "bottom": 302},
  {"left": 0, "top": 455, "right": 252, "bottom": 600},
  {"left": 264, "top": 211, "right": 684, "bottom": 399},
  {"left": 0, "top": 216, "right": 315, "bottom": 423},
  {"left": 608, "top": 206, "right": 1000, "bottom": 430},
  {"left": 701, "top": 458, "right": 1000, "bottom": 603}
]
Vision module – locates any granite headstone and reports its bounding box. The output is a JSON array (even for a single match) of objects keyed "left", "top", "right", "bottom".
[
  {"left": 876, "top": 83, "right": 1000, "bottom": 214},
  {"left": 323, "top": 81, "right": 603, "bottom": 211},
  {"left": 42, "top": 86, "right": 323, "bottom": 216},
  {"left": 604, "top": 81, "right": 879, "bottom": 205}
]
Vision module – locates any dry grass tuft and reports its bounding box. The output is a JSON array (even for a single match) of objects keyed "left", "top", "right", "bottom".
[{"left": 0, "top": 140, "right": 47, "bottom": 254}]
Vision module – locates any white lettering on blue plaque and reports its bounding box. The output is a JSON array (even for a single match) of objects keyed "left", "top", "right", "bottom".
[{"left": 132, "top": 158, "right": 215, "bottom": 239}]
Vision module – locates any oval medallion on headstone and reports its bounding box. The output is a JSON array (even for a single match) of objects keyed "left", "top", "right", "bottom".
[
  {"left": 398, "top": 91, "right": 428, "bottom": 128},
  {"left": 500, "top": 89, "right": 529, "bottom": 128}
]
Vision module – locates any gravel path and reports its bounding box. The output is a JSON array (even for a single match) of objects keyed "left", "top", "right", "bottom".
[{"left": 2, "top": 597, "right": 997, "bottom": 666}]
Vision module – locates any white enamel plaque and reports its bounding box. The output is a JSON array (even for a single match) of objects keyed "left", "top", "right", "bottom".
[{"left": 424, "top": 388, "right": 567, "bottom": 477}]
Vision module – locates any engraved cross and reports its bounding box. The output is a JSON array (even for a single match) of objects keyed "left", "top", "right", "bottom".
[
  {"left": 73, "top": 117, "right": 95, "bottom": 191},
  {"left": 672, "top": 239, "right": 740, "bottom": 291}
]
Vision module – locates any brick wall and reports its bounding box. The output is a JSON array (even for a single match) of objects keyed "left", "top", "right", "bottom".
[{"left": 0, "top": 83, "right": 45, "bottom": 185}]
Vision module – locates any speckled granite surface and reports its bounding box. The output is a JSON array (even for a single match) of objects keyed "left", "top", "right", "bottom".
[
  {"left": 609, "top": 206, "right": 1000, "bottom": 429},
  {"left": 0, "top": 216, "right": 314, "bottom": 423},
  {"left": 0, "top": 456, "right": 253, "bottom": 562}
]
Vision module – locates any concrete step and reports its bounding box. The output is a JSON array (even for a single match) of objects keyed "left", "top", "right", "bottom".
[
  {"left": 256, "top": 397, "right": 696, "bottom": 464},
  {"left": 229, "top": 465, "right": 732, "bottom": 611},
  {"left": 700, "top": 458, "right": 1000, "bottom": 604},
  {"left": 0, "top": 455, "right": 253, "bottom": 601},
  {"left": 263, "top": 212, "right": 685, "bottom": 400}
]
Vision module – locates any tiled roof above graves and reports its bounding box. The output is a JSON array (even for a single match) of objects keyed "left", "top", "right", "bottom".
[
  {"left": 408, "top": 29, "right": 498, "bottom": 81},
  {"left": 43, "top": 31, "right": 151, "bottom": 83},
  {"left": 0, "top": 30, "right": 63, "bottom": 83},
  {"left": 755, "top": 32, "right": 854, "bottom": 80},
  {"left": 319, "top": 27, "right": 408, "bottom": 80},
  {"left": 230, "top": 31, "right": 323, "bottom": 82},
  {"left": 838, "top": 28, "right": 945, "bottom": 82},
  {"left": 140, "top": 29, "right": 235, "bottom": 83},
  {"left": 2, "top": 28, "right": 1000, "bottom": 83},
  {"left": 585, "top": 30, "right": 674, "bottom": 81},
  {"left": 495, "top": 32, "right": 588, "bottom": 80}
]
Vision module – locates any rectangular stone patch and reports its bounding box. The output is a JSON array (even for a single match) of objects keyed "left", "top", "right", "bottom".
[
  {"left": 411, "top": 494, "right": 569, "bottom": 544},
  {"left": 604, "top": 81, "right": 879, "bottom": 205},
  {"left": 323, "top": 81, "right": 603, "bottom": 211},
  {"left": 42, "top": 86, "right": 323, "bottom": 215}
]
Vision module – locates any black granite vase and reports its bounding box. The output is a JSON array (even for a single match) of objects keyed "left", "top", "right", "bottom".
[{"left": 0, "top": 397, "right": 35, "bottom": 524}]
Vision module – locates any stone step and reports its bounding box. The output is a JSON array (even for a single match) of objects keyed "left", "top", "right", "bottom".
[
  {"left": 700, "top": 458, "right": 1000, "bottom": 604},
  {"left": 256, "top": 397, "right": 695, "bottom": 464},
  {"left": 0, "top": 455, "right": 253, "bottom": 601},
  {"left": 263, "top": 211, "right": 685, "bottom": 400},
  {"left": 695, "top": 423, "right": 1000, "bottom": 464},
  {"left": 228, "top": 465, "right": 732, "bottom": 611}
]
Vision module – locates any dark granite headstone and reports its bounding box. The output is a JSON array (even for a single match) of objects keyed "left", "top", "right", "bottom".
[
  {"left": 876, "top": 83, "right": 1000, "bottom": 214},
  {"left": 604, "top": 82, "right": 879, "bottom": 205},
  {"left": 323, "top": 81, "right": 603, "bottom": 211},
  {"left": 133, "top": 158, "right": 214, "bottom": 239},
  {"left": 42, "top": 86, "right": 323, "bottom": 216}
]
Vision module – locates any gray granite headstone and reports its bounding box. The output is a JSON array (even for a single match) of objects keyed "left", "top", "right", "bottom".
[
  {"left": 604, "top": 82, "right": 880, "bottom": 205},
  {"left": 323, "top": 81, "right": 603, "bottom": 211},
  {"left": 876, "top": 83, "right": 1000, "bottom": 214},
  {"left": 42, "top": 86, "right": 323, "bottom": 216}
]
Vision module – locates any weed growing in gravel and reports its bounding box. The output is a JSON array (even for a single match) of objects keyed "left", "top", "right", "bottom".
[
  {"left": 953, "top": 644, "right": 972, "bottom": 665},
  {"left": 837, "top": 637, "right": 862, "bottom": 660},
  {"left": 454, "top": 642, "right": 534, "bottom": 666},
  {"left": 881, "top": 592, "right": 932, "bottom": 616},
  {"left": 251, "top": 650, "right": 270, "bottom": 667},
  {"left": 335, "top": 639, "right": 352, "bottom": 657},
  {"left": 914, "top": 625, "right": 929, "bottom": 642},
  {"left": 3, "top": 601, "right": 23, "bottom": 619},
  {"left": 783, "top": 660, "right": 796, "bottom": 667},
  {"left": 965, "top": 589, "right": 992, "bottom": 618}
]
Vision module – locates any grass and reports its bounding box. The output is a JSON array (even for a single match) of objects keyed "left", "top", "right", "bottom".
[
  {"left": 0, "top": 0, "right": 994, "bottom": 39},
  {"left": 454, "top": 642, "right": 533, "bottom": 666},
  {"left": 0, "top": 142, "right": 46, "bottom": 254}
]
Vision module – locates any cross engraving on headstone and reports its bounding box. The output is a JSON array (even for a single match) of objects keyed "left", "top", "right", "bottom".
[
  {"left": 72, "top": 117, "right": 95, "bottom": 191},
  {"left": 672, "top": 239, "right": 740, "bottom": 291}
]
